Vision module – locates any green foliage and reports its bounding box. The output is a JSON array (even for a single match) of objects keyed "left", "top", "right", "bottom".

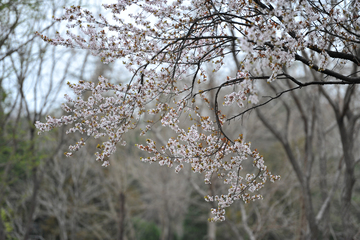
[
  {"left": 0, "top": 123, "right": 40, "bottom": 185},
  {"left": 1, "top": 208, "right": 15, "bottom": 239},
  {"left": 133, "top": 218, "right": 161, "bottom": 240},
  {"left": 182, "top": 202, "right": 208, "bottom": 240}
]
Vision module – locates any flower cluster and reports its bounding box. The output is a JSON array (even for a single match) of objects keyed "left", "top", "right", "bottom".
[{"left": 36, "top": 0, "right": 359, "bottom": 220}]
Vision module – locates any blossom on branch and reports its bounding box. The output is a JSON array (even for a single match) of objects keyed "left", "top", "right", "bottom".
[{"left": 35, "top": 0, "right": 360, "bottom": 220}]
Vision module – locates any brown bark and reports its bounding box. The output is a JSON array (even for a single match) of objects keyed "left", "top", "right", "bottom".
[{"left": 117, "top": 192, "right": 126, "bottom": 240}]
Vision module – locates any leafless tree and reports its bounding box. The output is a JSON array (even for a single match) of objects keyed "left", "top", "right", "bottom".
[{"left": 254, "top": 70, "right": 359, "bottom": 239}]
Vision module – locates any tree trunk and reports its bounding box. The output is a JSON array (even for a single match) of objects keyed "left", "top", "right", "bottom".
[
  {"left": 341, "top": 170, "right": 355, "bottom": 239},
  {"left": 257, "top": 110, "right": 320, "bottom": 240},
  {"left": 302, "top": 181, "right": 319, "bottom": 240},
  {"left": 338, "top": 119, "right": 356, "bottom": 239},
  {"left": 58, "top": 219, "right": 68, "bottom": 240},
  {"left": 117, "top": 192, "right": 126, "bottom": 240},
  {"left": 23, "top": 167, "right": 39, "bottom": 240},
  {"left": 316, "top": 101, "right": 330, "bottom": 239}
]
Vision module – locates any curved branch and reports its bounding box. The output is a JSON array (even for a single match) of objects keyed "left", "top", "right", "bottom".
[
  {"left": 295, "top": 53, "right": 360, "bottom": 83},
  {"left": 307, "top": 45, "right": 360, "bottom": 65}
]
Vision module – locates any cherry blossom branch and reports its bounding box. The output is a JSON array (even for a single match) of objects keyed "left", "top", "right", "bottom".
[
  {"left": 295, "top": 54, "right": 360, "bottom": 83},
  {"left": 227, "top": 74, "right": 354, "bottom": 122},
  {"left": 34, "top": 0, "right": 360, "bottom": 222}
]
